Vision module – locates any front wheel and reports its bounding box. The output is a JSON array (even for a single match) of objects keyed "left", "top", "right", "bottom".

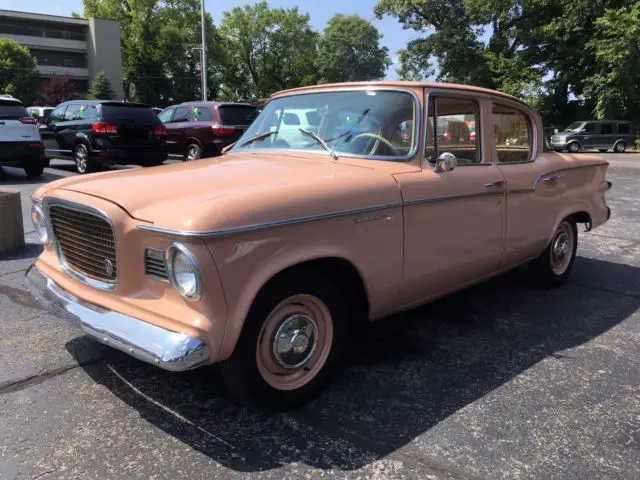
[
  {"left": 568, "top": 142, "right": 580, "bottom": 153},
  {"left": 221, "top": 270, "right": 347, "bottom": 412},
  {"left": 529, "top": 218, "right": 578, "bottom": 287},
  {"left": 614, "top": 141, "right": 626, "bottom": 153}
]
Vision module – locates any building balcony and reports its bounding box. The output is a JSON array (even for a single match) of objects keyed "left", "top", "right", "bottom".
[
  {"left": 38, "top": 65, "right": 89, "bottom": 79},
  {"left": 2, "top": 33, "right": 86, "bottom": 52}
]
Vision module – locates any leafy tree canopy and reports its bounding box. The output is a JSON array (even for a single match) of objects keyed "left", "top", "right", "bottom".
[
  {"left": 88, "top": 71, "right": 116, "bottom": 99},
  {"left": 317, "top": 14, "right": 391, "bottom": 83},
  {"left": 40, "top": 75, "right": 79, "bottom": 105},
  {"left": 0, "top": 39, "right": 40, "bottom": 105}
]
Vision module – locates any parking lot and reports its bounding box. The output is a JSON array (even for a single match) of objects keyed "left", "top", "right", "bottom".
[{"left": 1, "top": 154, "right": 639, "bottom": 479}]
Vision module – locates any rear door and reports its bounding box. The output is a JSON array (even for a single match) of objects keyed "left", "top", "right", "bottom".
[
  {"left": 217, "top": 104, "right": 259, "bottom": 143},
  {"left": 616, "top": 122, "right": 634, "bottom": 145},
  {"left": 598, "top": 122, "right": 615, "bottom": 148}
]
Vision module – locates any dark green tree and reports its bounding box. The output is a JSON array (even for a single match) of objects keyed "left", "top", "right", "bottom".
[
  {"left": 218, "top": 1, "right": 318, "bottom": 100},
  {"left": 0, "top": 39, "right": 40, "bottom": 105},
  {"left": 317, "top": 14, "right": 391, "bottom": 83},
  {"left": 88, "top": 71, "right": 116, "bottom": 99}
]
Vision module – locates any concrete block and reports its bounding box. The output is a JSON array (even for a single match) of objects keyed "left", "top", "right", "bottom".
[{"left": 0, "top": 189, "right": 25, "bottom": 253}]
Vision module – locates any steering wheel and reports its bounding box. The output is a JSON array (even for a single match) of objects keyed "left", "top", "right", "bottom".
[{"left": 349, "top": 132, "right": 401, "bottom": 156}]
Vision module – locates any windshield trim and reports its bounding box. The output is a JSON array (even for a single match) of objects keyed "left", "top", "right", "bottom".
[{"left": 232, "top": 86, "right": 422, "bottom": 162}]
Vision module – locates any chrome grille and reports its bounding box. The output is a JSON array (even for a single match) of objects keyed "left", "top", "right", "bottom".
[
  {"left": 144, "top": 247, "right": 168, "bottom": 280},
  {"left": 49, "top": 205, "right": 117, "bottom": 284}
]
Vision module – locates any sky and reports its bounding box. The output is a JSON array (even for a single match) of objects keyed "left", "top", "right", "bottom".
[{"left": 0, "top": 0, "right": 419, "bottom": 79}]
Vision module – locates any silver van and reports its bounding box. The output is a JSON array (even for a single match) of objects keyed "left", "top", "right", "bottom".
[{"left": 550, "top": 120, "right": 635, "bottom": 153}]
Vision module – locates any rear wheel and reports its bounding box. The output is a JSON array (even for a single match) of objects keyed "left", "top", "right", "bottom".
[
  {"left": 529, "top": 218, "right": 578, "bottom": 287},
  {"left": 73, "top": 143, "right": 95, "bottom": 174},
  {"left": 24, "top": 162, "right": 45, "bottom": 178},
  {"left": 184, "top": 143, "right": 202, "bottom": 161},
  {"left": 568, "top": 142, "right": 580, "bottom": 153},
  {"left": 221, "top": 270, "right": 348, "bottom": 412},
  {"left": 614, "top": 141, "right": 626, "bottom": 153}
]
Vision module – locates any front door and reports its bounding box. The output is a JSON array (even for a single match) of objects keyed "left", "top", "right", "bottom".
[{"left": 393, "top": 93, "right": 506, "bottom": 310}]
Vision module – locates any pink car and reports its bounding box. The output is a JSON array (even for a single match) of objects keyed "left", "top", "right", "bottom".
[{"left": 26, "top": 82, "right": 612, "bottom": 411}]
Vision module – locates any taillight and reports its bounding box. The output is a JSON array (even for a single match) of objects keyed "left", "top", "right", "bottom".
[
  {"left": 19, "top": 117, "right": 37, "bottom": 124},
  {"left": 92, "top": 121, "right": 118, "bottom": 134},
  {"left": 212, "top": 125, "right": 235, "bottom": 136},
  {"left": 154, "top": 124, "right": 167, "bottom": 136}
]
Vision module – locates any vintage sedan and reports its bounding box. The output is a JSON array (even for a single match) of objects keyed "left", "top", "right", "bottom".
[{"left": 25, "top": 82, "right": 612, "bottom": 411}]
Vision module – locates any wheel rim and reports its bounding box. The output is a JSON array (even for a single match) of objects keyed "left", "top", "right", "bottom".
[
  {"left": 75, "top": 145, "right": 88, "bottom": 172},
  {"left": 256, "top": 294, "right": 333, "bottom": 391},
  {"left": 615, "top": 142, "right": 625, "bottom": 152},
  {"left": 569, "top": 143, "right": 579, "bottom": 152},
  {"left": 550, "top": 221, "right": 574, "bottom": 275},
  {"left": 187, "top": 146, "right": 201, "bottom": 160}
]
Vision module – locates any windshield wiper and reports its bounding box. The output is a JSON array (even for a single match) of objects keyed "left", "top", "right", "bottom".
[
  {"left": 240, "top": 130, "right": 276, "bottom": 147},
  {"left": 299, "top": 128, "right": 337, "bottom": 159}
]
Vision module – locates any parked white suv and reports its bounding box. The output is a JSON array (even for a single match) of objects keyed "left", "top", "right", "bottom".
[{"left": 0, "top": 95, "right": 46, "bottom": 177}]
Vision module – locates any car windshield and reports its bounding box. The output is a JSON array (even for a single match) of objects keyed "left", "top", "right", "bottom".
[
  {"left": 231, "top": 90, "right": 417, "bottom": 159},
  {"left": 565, "top": 122, "right": 584, "bottom": 132}
]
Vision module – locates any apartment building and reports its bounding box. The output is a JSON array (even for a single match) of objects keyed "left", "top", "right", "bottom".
[{"left": 0, "top": 9, "right": 124, "bottom": 99}]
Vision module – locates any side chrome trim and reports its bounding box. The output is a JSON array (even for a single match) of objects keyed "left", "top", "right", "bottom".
[
  {"left": 137, "top": 201, "right": 404, "bottom": 238},
  {"left": 24, "top": 265, "right": 210, "bottom": 371},
  {"left": 405, "top": 190, "right": 504, "bottom": 206},
  {"left": 43, "top": 197, "right": 118, "bottom": 291},
  {"left": 232, "top": 86, "right": 422, "bottom": 163}
]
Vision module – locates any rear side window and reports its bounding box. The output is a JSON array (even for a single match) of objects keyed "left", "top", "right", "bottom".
[
  {"left": 192, "top": 106, "right": 213, "bottom": 121},
  {"left": 219, "top": 105, "right": 258, "bottom": 126},
  {"left": 601, "top": 123, "right": 614, "bottom": 135},
  {"left": 617, "top": 123, "right": 631, "bottom": 134},
  {"left": 492, "top": 103, "right": 532, "bottom": 163},
  {"left": 0, "top": 101, "right": 28, "bottom": 119},
  {"left": 101, "top": 105, "right": 160, "bottom": 125},
  {"left": 584, "top": 122, "right": 598, "bottom": 133}
]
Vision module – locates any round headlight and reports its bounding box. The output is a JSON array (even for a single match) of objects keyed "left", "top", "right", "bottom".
[
  {"left": 167, "top": 243, "right": 202, "bottom": 300},
  {"left": 31, "top": 204, "right": 49, "bottom": 244}
]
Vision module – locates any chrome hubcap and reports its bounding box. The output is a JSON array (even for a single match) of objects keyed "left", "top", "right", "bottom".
[
  {"left": 272, "top": 314, "right": 318, "bottom": 369},
  {"left": 552, "top": 232, "right": 569, "bottom": 263},
  {"left": 187, "top": 146, "right": 200, "bottom": 160}
]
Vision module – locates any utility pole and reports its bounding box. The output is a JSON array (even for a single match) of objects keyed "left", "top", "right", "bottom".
[{"left": 200, "top": 0, "right": 207, "bottom": 101}]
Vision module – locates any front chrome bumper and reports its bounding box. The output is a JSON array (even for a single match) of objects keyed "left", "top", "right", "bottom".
[{"left": 24, "top": 265, "right": 210, "bottom": 371}]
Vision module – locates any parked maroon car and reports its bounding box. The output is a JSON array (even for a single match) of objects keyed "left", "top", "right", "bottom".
[{"left": 158, "top": 102, "right": 259, "bottom": 160}]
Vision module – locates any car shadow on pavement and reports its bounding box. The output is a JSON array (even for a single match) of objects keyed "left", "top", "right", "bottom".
[
  {"left": 67, "top": 256, "right": 639, "bottom": 473},
  {"left": 0, "top": 166, "right": 67, "bottom": 185}
]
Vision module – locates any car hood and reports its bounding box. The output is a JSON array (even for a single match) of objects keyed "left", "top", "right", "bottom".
[
  {"left": 49, "top": 152, "right": 402, "bottom": 233},
  {"left": 554, "top": 131, "right": 577, "bottom": 136}
]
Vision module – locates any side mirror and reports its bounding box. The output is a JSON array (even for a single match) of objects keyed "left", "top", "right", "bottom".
[
  {"left": 434, "top": 152, "right": 457, "bottom": 173},
  {"left": 579, "top": 129, "right": 587, "bottom": 134}
]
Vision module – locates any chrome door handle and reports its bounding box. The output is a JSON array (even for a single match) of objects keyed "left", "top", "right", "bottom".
[
  {"left": 542, "top": 173, "right": 561, "bottom": 183},
  {"left": 485, "top": 180, "right": 507, "bottom": 189}
]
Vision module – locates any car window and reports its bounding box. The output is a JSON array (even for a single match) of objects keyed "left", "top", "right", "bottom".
[
  {"left": 0, "top": 101, "right": 28, "bottom": 119},
  {"left": 306, "top": 111, "right": 321, "bottom": 127},
  {"left": 49, "top": 105, "right": 67, "bottom": 123},
  {"left": 617, "top": 123, "right": 631, "bottom": 134},
  {"left": 283, "top": 112, "right": 301, "bottom": 126},
  {"left": 64, "top": 104, "right": 82, "bottom": 121},
  {"left": 158, "top": 108, "right": 174, "bottom": 123},
  {"left": 172, "top": 106, "right": 191, "bottom": 122},
  {"left": 233, "top": 90, "right": 417, "bottom": 159},
  {"left": 601, "top": 123, "right": 614, "bottom": 135},
  {"left": 427, "top": 96, "right": 480, "bottom": 165},
  {"left": 192, "top": 106, "right": 213, "bottom": 121},
  {"left": 219, "top": 105, "right": 259, "bottom": 126},
  {"left": 584, "top": 122, "right": 599, "bottom": 133},
  {"left": 492, "top": 103, "right": 532, "bottom": 163}
]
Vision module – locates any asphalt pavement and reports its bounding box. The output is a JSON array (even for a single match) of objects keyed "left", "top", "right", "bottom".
[{"left": 1, "top": 154, "right": 639, "bottom": 479}]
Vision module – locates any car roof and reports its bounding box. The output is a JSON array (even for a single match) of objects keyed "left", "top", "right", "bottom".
[
  {"left": 0, "top": 94, "right": 23, "bottom": 105},
  {"left": 59, "top": 100, "right": 151, "bottom": 108},
  {"left": 178, "top": 101, "right": 257, "bottom": 108},
  {"left": 577, "top": 120, "right": 632, "bottom": 123}
]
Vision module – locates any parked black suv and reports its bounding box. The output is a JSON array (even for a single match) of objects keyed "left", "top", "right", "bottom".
[{"left": 42, "top": 100, "right": 167, "bottom": 173}]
